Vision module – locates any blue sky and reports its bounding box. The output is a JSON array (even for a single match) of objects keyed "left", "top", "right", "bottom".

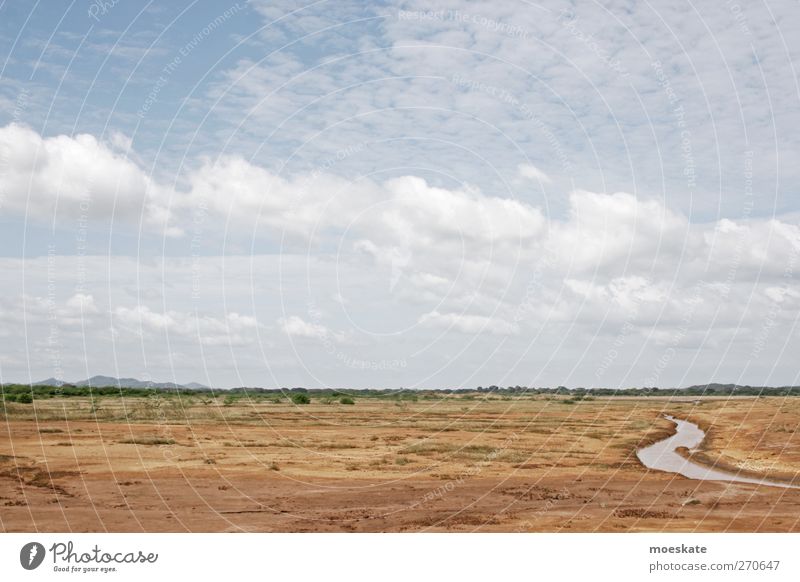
[{"left": 1, "top": 1, "right": 799, "bottom": 388}]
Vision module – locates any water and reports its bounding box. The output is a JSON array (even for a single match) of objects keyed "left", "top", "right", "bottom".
[{"left": 636, "top": 415, "right": 798, "bottom": 489}]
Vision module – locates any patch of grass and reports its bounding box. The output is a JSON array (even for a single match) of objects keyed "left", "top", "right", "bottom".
[
  {"left": 316, "top": 441, "right": 359, "bottom": 450},
  {"left": 224, "top": 440, "right": 270, "bottom": 448},
  {"left": 119, "top": 437, "right": 176, "bottom": 446},
  {"left": 403, "top": 441, "right": 456, "bottom": 455},
  {"left": 395, "top": 456, "right": 411, "bottom": 466},
  {"left": 448, "top": 444, "right": 498, "bottom": 460},
  {"left": 498, "top": 449, "right": 530, "bottom": 463},
  {"left": 39, "top": 428, "right": 64, "bottom": 434}
]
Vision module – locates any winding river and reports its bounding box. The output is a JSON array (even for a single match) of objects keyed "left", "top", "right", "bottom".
[{"left": 636, "top": 415, "right": 798, "bottom": 489}]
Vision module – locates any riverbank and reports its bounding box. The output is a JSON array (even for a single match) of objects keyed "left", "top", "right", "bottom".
[{"left": 638, "top": 415, "right": 800, "bottom": 489}]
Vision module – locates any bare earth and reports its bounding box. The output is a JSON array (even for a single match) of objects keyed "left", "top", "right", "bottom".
[{"left": 2, "top": 395, "right": 799, "bottom": 532}]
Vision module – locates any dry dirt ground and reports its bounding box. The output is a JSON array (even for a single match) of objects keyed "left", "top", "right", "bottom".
[{"left": 1, "top": 395, "right": 799, "bottom": 532}]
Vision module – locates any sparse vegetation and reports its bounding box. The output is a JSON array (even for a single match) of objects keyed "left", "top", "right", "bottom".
[
  {"left": 2, "top": 382, "right": 800, "bottom": 403},
  {"left": 119, "top": 437, "right": 176, "bottom": 446}
]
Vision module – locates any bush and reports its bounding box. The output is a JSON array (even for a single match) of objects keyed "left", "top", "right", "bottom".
[
  {"left": 339, "top": 397, "right": 355, "bottom": 405},
  {"left": 16, "top": 393, "right": 33, "bottom": 404},
  {"left": 291, "top": 393, "right": 310, "bottom": 405}
]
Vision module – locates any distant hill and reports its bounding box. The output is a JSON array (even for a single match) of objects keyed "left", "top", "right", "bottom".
[
  {"left": 683, "top": 383, "right": 800, "bottom": 392},
  {"left": 22, "top": 379, "right": 800, "bottom": 395},
  {"left": 184, "top": 382, "right": 208, "bottom": 390},
  {"left": 33, "top": 375, "right": 208, "bottom": 390},
  {"left": 32, "top": 377, "right": 66, "bottom": 387}
]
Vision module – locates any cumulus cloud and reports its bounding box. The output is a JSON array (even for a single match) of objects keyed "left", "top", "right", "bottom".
[
  {"left": 190, "top": 155, "right": 396, "bottom": 240},
  {"left": 0, "top": 225, "right": 798, "bottom": 388},
  {"left": 0, "top": 293, "right": 100, "bottom": 330},
  {"left": 278, "top": 315, "right": 349, "bottom": 343},
  {"left": 0, "top": 123, "right": 179, "bottom": 235},
  {"left": 549, "top": 190, "right": 692, "bottom": 274},
  {"left": 113, "top": 305, "right": 260, "bottom": 346}
]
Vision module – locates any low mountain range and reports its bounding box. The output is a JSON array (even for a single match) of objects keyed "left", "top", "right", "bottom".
[
  {"left": 32, "top": 376, "right": 208, "bottom": 390},
  {"left": 25, "top": 379, "right": 799, "bottom": 392}
]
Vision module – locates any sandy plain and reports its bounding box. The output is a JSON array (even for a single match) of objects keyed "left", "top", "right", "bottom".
[{"left": 2, "top": 395, "right": 799, "bottom": 532}]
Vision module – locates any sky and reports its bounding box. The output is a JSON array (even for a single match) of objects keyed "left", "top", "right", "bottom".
[{"left": 0, "top": 0, "right": 799, "bottom": 389}]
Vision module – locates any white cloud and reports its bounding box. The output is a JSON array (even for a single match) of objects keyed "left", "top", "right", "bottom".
[
  {"left": 278, "top": 315, "right": 329, "bottom": 340},
  {"left": 65, "top": 293, "right": 99, "bottom": 314},
  {"left": 419, "top": 310, "right": 519, "bottom": 336},
  {"left": 518, "top": 163, "right": 552, "bottom": 184},
  {"left": 0, "top": 234, "right": 798, "bottom": 388},
  {"left": 278, "top": 315, "right": 349, "bottom": 343},
  {"left": 0, "top": 123, "right": 180, "bottom": 235},
  {"left": 187, "top": 155, "right": 378, "bottom": 241},
  {"left": 113, "top": 305, "right": 260, "bottom": 346}
]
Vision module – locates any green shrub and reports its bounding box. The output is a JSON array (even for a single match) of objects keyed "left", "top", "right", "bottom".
[
  {"left": 291, "top": 393, "right": 310, "bottom": 405},
  {"left": 339, "top": 397, "right": 355, "bottom": 405},
  {"left": 16, "top": 393, "right": 33, "bottom": 404}
]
